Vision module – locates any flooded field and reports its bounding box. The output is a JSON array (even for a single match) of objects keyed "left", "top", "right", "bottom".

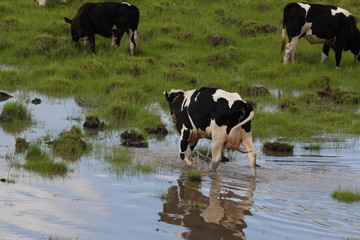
[{"left": 1, "top": 90, "right": 359, "bottom": 240}]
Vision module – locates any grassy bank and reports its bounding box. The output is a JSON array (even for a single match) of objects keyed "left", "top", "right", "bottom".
[{"left": 0, "top": 0, "right": 359, "bottom": 139}]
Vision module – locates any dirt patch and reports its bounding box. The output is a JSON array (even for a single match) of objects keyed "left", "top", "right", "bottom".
[
  {"left": 263, "top": 141, "right": 294, "bottom": 154},
  {"left": 145, "top": 126, "right": 168, "bottom": 135},
  {"left": 15, "top": 137, "right": 29, "bottom": 153},
  {"left": 258, "top": 24, "right": 277, "bottom": 34},
  {"left": 31, "top": 98, "right": 41, "bottom": 105},
  {"left": 207, "top": 33, "right": 234, "bottom": 46},
  {"left": 83, "top": 116, "right": 105, "bottom": 129},
  {"left": 239, "top": 86, "right": 270, "bottom": 96},
  {"left": 0, "top": 92, "right": 13, "bottom": 102},
  {"left": 172, "top": 32, "right": 194, "bottom": 40},
  {"left": 316, "top": 77, "right": 360, "bottom": 104},
  {"left": 208, "top": 49, "right": 237, "bottom": 68},
  {"left": 165, "top": 69, "right": 197, "bottom": 85},
  {"left": 121, "top": 130, "right": 148, "bottom": 148}
]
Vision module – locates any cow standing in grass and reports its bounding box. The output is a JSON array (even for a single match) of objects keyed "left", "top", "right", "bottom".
[
  {"left": 281, "top": 2, "right": 360, "bottom": 68},
  {"left": 64, "top": 2, "right": 139, "bottom": 56},
  {"left": 164, "top": 87, "right": 257, "bottom": 176}
]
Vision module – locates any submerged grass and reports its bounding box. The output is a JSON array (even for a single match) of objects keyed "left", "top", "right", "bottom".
[
  {"left": 332, "top": 186, "right": 360, "bottom": 203},
  {"left": 12, "top": 144, "right": 70, "bottom": 178}
]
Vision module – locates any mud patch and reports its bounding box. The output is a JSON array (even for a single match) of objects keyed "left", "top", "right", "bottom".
[
  {"left": 31, "top": 98, "right": 41, "bottom": 105},
  {"left": 0, "top": 92, "right": 13, "bottom": 102},
  {"left": 207, "top": 33, "right": 234, "bottom": 46},
  {"left": 83, "top": 116, "right": 105, "bottom": 129},
  {"left": 121, "top": 130, "right": 148, "bottom": 148},
  {"left": 263, "top": 141, "right": 294, "bottom": 155},
  {"left": 145, "top": 125, "right": 168, "bottom": 135},
  {"left": 239, "top": 86, "right": 270, "bottom": 96},
  {"left": 15, "top": 137, "right": 29, "bottom": 153}
]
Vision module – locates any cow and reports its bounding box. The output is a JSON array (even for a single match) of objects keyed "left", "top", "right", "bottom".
[
  {"left": 281, "top": 2, "right": 360, "bottom": 68},
  {"left": 164, "top": 87, "right": 257, "bottom": 176},
  {"left": 64, "top": 2, "right": 139, "bottom": 56}
]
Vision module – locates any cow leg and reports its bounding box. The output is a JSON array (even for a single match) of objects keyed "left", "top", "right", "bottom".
[
  {"left": 240, "top": 130, "right": 257, "bottom": 177},
  {"left": 128, "top": 29, "right": 136, "bottom": 56},
  {"left": 84, "top": 35, "right": 96, "bottom": 55},
  {"left": 321, "top": 44, "right": 330, "bottom": 64},
  {"left": 180, "top": 129, "right": 193, "bottom": 166},
  {"left": 209, "top": 130, "right": 227, "bottom": 172},
  {"left": 283, "top": 37, "right": 299, "bottom": 64},
  {"left": 334, "top": 40, "right": 343, "bottom": 68},
  {"left": 111, "top": 26, "right": 125, "bottom": 49}
]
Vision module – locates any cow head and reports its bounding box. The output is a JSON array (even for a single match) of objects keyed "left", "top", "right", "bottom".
[
  {"left": 163, "top": 90, "right": 184, "bottom": 123},
  {"left": 64, "top": 17, "right": 80, "bottom": 42}
]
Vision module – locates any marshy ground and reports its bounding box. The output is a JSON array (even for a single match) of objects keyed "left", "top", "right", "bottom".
[{"left": 0, "top": 91, "right": 359, "bottom": 240}]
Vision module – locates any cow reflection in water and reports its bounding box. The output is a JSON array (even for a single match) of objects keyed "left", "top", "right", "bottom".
[{"left": 159, "top": 175, "right": 255, "bottom": 240}]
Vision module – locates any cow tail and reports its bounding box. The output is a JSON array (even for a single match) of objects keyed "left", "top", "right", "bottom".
[
  {"left": 226, "top": 111, "right": 254, "bottom": 153},
  {"left": 281, "top": 29, "right": 286, "bottom": 53}
]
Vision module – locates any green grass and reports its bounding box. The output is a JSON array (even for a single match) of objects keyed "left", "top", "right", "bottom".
[
  {"left": 0, "top": 0, "right": 359, "bottom": 139},
  {"left": 185, "top": 171, "right": 203, "bottom": 182},
  {"left": 332, "top": 186, "right": 360, "bottom": 203},
  {"left": 52, "top": 126, "right": 90, "bottom": 160},
  {"left": 0, "top": 101, "right": 32, "bottom": 122}
]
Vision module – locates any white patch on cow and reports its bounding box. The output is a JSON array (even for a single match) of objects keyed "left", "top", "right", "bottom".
[
  {"left": 302, "top": 23, "right": 333, "bottom": 44},
  {"left": 121, "top": 2, "right": 131, "bottom": 6},
  {"left": 321, "top": 52, "right": 328, "bottom": 63},
  {"left": 297, "top": 2, "right": 310, "bottom": 16},
  {"left": 331, "top": 7, "right": 351, "bottom": 17},
  {"left": 112, "top": 25, "right": 118, "bottom": 30},
  {"left": 212, "top": 89, "right": 242, "bottom": 109},
  {"left": 194, "top": 92, "right": 201, "bottom": 102},
  {"left": 181, "top": 90, "right": 196, "bottom": 110}
]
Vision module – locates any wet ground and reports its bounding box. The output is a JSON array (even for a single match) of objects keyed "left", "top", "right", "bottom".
[{"left": 0, "top": 91, "right": 359, "bottom": 240}]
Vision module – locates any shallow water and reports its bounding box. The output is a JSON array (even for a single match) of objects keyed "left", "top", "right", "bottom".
[{"left": 0, "top": 90, "right": 359, "bottom": 240}]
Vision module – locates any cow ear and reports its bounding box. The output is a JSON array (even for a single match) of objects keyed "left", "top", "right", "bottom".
[{"left": 64, "top": 17, "right": 72, "bottom": 24}]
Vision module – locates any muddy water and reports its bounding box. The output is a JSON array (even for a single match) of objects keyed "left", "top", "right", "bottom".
[{"left": 0, "top": 91, "right": 359, "bottom": 240}]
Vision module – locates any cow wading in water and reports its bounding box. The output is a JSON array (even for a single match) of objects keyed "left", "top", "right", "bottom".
[
  {"left": 64, "top": 2, "right": 139, "bottom": 56},
  {"left": 164, "top": 87, "right": 257, "bottom": 176},
  {"left": 281, "top": 2, "right": 360, "bottom": 68}
]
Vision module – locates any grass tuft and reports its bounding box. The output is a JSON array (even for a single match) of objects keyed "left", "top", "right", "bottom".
[
  {"left": 0, "top": 101, "right": 32, "bottom": 122},
  {"left": 185, "top": 171, "right": 203, "bottom": 182},
  {"left": 332, "top": 186, "right": 360, "bottom": 203}
]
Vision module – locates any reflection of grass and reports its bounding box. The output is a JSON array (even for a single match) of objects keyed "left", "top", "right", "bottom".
[
  {"left": 105, "top": 148, "right": 132, "bottom": 176},
  {"left": 157, "top": 191, "right": 168, "bottom": 201},
  {"left": 303, "top": 144, "right": 321, "bottom": 151},
  {"left": 105, "top": 148, "right": 155, "bottom": 177},
  {"left": 332, "top": 186, "right": 360, "bottom": 203},
  {"left": 132, "top": 162, "right": 154, "bottom": 174}
]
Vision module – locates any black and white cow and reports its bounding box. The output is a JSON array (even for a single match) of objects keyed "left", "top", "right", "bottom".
[
  {"left": 164, "top": 87, "right": 257, "bottom": 176},
  {"left": 64, "top": 2, "right": 139, "bottom": 56},
  {"left": 281, "top": 2, "right": 360, "bottom": 68}
]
